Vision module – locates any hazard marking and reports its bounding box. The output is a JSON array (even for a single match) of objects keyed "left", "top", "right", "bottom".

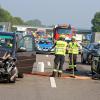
[
  {"left": 50, "top": 77, "right": 56, "bottom": 88},
  {"left": 46, "top": 55, "right": 49, "bottom": 57}
]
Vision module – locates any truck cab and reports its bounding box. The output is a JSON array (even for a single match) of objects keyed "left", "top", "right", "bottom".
[
  {"left": 0, "top": 32, "right": 36, "bottom": 77},
  {"left": 53, "top": 24, "right": 76, "bottom": 41}
]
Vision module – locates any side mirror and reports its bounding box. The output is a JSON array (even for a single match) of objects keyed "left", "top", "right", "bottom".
[{"left": 17, "top": 47, "right": 27, "bottom": 52}]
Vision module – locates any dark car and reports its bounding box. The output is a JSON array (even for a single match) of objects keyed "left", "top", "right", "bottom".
[
  {"left": 0, "top": 32, "right": 36, "bottom": 78},
  {"left": 81, "top": 43, "right": 100, "bottom": 64},
  {"left": 91, "top": 45, "right": 100, "bottom": 79}
]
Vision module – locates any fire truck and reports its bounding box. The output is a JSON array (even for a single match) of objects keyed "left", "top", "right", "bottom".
[{"left": 53, "top": 24, "right": 76, "bottom": 42}]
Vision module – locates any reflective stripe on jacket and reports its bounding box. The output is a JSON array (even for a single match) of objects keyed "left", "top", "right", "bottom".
[
  {"left": 55, "top": 40, "right": 67, "bottom": 56},
  {"left": 68, "top": 42, "right": 79, "bottom": 54}
]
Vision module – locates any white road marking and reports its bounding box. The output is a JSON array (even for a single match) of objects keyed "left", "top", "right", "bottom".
[
  {"left": 50, "top": 77, "right": 56, "bottom": 88},
  {"left": 47, "top": 61, "right": 51, "bottom": 66},
  {"left": 46, "top": 55, "right": 49, "bottom": 57}
]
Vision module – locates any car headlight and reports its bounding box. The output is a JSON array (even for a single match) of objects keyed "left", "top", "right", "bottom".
[{"left": 37, "top": 45, "right": 42, "bottom": 50}]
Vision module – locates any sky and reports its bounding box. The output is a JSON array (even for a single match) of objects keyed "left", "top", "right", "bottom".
[{"left": 0, "top": 0, "right": 100, "bottom": 29}]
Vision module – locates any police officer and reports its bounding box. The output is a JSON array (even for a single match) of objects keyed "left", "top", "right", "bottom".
[
  {"left": 67, "top": 36, "right": 79, "bottom": 71},
  {"left": 49, "top": 35, "right": 68, "bottom": 77}
]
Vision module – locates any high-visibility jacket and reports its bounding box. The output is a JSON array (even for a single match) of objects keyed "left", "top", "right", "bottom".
[
  {"left": 55, "top": 40, "right": 67, "bottom": 56},
  {"left": 68, "top": 42, "right": 79, "bottom": 54}
]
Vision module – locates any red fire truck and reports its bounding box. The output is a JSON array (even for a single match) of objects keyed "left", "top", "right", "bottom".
[{"left": 53, "top": 24, "right": 76, "bottom": 42}]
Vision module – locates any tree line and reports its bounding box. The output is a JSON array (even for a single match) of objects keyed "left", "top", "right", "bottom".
[
  {"left": 0, "top": 6, "right": 100, "bottom": 32},
  {"left": 92, "top": 12, "right": 100, "bottom": 32},
  {"left": 0, "top": 6, "right": 44, "bottom": 27}
]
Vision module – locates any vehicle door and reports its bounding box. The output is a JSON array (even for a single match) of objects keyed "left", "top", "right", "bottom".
[
  {"left": 83, "top": 44, "right": 90, "bottom": 59},
  {"left": 16, "top": 35, "right": 36, "bottom": 73},
  {"left": 88, "top": 44, "right": 94, "bottom": 54}
]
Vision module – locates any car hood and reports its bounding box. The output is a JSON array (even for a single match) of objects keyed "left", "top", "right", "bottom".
[{"left": 38, "top": 44, "right": 53, "bottom": 48}]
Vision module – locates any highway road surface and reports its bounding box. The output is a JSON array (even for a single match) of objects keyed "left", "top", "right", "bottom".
[{"left": 0, "top": 54, "right": 100, "bottom": 100}]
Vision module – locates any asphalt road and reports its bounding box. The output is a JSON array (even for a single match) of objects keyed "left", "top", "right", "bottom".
[{"left": 0, "top": 54, "right": 100, "bottom": 100}]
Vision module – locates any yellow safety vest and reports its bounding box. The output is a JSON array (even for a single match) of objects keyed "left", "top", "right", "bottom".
[
  {"left": 55, "top": 40, "right": 67, "bottom": 56},
  {"left": 68, "top": 42, "right": 79, "bottom": 54}
]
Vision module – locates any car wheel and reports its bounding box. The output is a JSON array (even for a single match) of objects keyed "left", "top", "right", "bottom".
[
  {"left": 18, "top": 73, "right": 24, "bottom": 78},
  {"left": 87, "top": 55, "right": 92, "bottom": 65},
  {"left": 91, "top": 62, "right": 94, "bottom": 76},
  {"left": 81, "top": 54, "right": 86, "bottom": 64},
  {"left": 97, "top": 62, "right": 100, "bottom": 74}
]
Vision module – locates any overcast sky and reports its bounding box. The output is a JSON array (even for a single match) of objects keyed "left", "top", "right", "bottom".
[{"left": 0, "top": 0, "right": 100, "bottom": 29}]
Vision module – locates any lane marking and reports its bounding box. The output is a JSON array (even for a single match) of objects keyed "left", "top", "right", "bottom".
[
  {"left": 46, "top": 55, "right": 49, "bottom": 57},
  {"left": 47, "top": 61, "right": 51, "bottom": 66},
  {"left": 50, "top": 77, "right": 56, "bottom": 88}
]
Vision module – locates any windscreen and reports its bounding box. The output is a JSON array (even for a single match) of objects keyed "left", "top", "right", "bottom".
[
  {"left": 39, "top": 40, "right": 52, "bottom": 44},
  {"left": 37, "top": 31, "right": 46, "bottom": 36},
  {"left": 57, "top": 28, "right": 72, "bottom": 34}
]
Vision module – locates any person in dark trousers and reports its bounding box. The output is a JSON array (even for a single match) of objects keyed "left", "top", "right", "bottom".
[
  {"left": 66, "top": 36, "right": 79, "bottom": 71},
  {"left": 49, "top": 35, "right": 68, "bottom": 77}
]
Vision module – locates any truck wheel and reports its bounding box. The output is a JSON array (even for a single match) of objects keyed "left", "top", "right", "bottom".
[{"left": 18, "top": 73, "right": 24, "bottom": 78}]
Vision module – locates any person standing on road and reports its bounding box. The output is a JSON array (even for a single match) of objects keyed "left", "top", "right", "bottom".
[
  {"left": 66, "top": 36, "right": 79, "bottom": 71},
  {"left": 49, "top": 35, "right": 68, "bottom": 77}
]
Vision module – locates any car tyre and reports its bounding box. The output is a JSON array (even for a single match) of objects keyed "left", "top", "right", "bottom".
[
  {"left": 87, "top": 55, "right": 92, "bottom": 65},
  {"left": 91, "top": 63, "right": 94, "bottom": 77}
]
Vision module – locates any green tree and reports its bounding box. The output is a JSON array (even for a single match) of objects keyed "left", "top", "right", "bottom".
[
  {"left": 91, "top": 12, "right": 100, "bottom": 32},
  {"left": 11, "top": 17, "right": 24, "bottom": 25},
  {"left": 0, "top": 6, "right": 24, "bottom": 25},
  {"left": 0, "top": 7, "right": 12, "bottom": 22},
  {"left": 25, "top": 19, "right": 42, "bottom": 26}
]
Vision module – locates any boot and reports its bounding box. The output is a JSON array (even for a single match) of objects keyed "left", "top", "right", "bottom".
[
  {"left": 66, "top": 68, "right": 73, "bottom": 71},
  {"left": 51, "top": 71, "right": 56, "bottom": 77},
  {"left": 74, "top": 67, "right": 78, "bottom": 71},
  {"left": 58, "top": 72, "right": 62, "bottom": 77}
]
